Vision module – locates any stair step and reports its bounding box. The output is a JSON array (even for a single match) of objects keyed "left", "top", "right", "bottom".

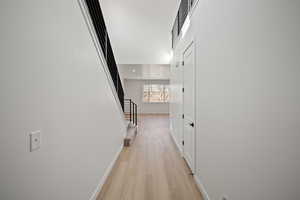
[{"left": 124, "top": 126, "right": 137, "bottom": 147}]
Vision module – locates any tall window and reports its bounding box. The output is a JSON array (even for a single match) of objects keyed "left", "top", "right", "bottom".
[{"left": 143, "top": 84, "right": 169, "bottom": 103}]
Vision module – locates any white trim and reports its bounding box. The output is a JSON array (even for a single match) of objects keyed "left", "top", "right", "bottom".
[
  {"left": 194, "top": 175, "right": 211, "bottom": 200},
  {"left": 182, "top": 41, "right": 196, "bottom": 174},
  {"left": 77, "top": 0, "right": 125, "bottom": 121},
  {"left": 89, "top": 145, "right": 123, "bottom": 200}
]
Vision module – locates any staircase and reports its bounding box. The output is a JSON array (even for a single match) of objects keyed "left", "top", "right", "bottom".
[
  {"left": 124, "top": 99, "right": 138, "bottom": 147},
  {"left": 85, "top": 0, "right": 138, "bottom": 147}
]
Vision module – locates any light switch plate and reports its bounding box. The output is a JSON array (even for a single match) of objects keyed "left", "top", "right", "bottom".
[{"left": 30, "top": 131, "right": 41, "bottom": 152}]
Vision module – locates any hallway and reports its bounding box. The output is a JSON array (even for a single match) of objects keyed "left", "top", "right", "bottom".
[{"left": 97, "top": 115, "right": 203, "bottom": 200}]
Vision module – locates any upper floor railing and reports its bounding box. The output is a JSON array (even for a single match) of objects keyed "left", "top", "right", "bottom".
[
  {"left": 85, "top": 0, "right": 124, "bottom": 111},
  {"left": 171, "top": 0, "right": 196, "bottom": 48}
]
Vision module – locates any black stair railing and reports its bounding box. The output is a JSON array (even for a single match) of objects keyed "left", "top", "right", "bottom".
[
  {"left": 85, "top": 0, "right": 124, "bottom": 111},
  {"left": 124, "top": 99, "right": 138, "bottom": 126}
]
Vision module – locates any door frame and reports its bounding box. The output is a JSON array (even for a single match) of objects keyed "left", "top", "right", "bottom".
[{"left": 182, "top": 40, "right": 197, "bottom": 173}]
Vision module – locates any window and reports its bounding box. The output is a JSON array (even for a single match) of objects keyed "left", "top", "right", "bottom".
[{"left": 143, "top": 84, "right": 169, "bottom": 103}]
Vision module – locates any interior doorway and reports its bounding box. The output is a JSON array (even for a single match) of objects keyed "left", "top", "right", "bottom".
[{"left": 182, "top": 42, "right": 196, "bottom": 173}]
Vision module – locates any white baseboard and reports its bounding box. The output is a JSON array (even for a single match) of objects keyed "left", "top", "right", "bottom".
[
  {"left": 194, "top": 175, "right": 210, "bottom": 200},
  {"left": 89, "top": 145, "right": 123, "bottom": 200}
]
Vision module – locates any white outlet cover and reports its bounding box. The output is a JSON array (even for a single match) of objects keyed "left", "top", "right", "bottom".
[{"left": 30, "top": 131, "right": 41, "bottom": 152}]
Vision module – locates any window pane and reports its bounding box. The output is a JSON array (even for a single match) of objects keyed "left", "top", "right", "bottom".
[
  {"left": 164, "top": 86, "right": 170, "bottom": 102},
  {"left": 143, "top": 85, "right": 150, "bottom": 102},
  {"left": 143, "top": 84, "right": 169, "bottom": 103},
  {"left": 149, "top": 85, "right": 162, "bottom": 102}
]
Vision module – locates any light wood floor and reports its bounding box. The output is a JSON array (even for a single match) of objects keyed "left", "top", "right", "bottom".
[{"left": 97, "top": 114, "right": 203, "bottom": 200}]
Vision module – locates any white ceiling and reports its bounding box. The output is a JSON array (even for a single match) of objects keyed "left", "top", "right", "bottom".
[{"left": 99, "top": 0, "right": 180, "bottom": 64}]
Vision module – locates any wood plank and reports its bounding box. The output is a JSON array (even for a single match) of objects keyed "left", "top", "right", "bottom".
[{"left": 97, "top": 114, "right": 203, "bottom": 200}]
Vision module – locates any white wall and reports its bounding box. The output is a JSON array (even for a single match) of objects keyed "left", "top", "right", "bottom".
[
  {"left": 119, "top": 64, "right": 170, "bottom": 81},
  {"left": 120, "top": 64, "right": 170, "bottom": 114},
  {"left": 170, "top": 0, "right": 300, "bottom": 200},
  {"left": 124, "top": 80, "right": 170, "bottom": 114},
  {"left": 118, "top": 64, "right": 170, "bottom": 89},
  {"left": 99, "top": 0, "right": 179, "bottom": 64},
  {"left": 0, "top": 1, "right": 126, "bottom": 200}
]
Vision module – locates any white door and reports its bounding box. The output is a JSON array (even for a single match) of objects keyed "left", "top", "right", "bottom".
[{"left": 183, "top": 42, "right": 196, "bottom": 173}]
